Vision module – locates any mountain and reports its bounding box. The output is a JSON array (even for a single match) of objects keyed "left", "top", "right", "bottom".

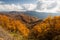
[
  {"left": 24, "top": 11, "right": 60, "bottom": 19},
  {"left": 0, "top": 13, "right": 31, "bottom": 37},
  {"left": 24, "top": 11, "right": 49, "bottom": 19},
  {"left": 0, "top": 11, "right": 41, "bottom": 29},
  {"left": 0, "top": 11, "right": 60, "bottom": 40},
  {"left": 1, "top": 11, "right": 60, "bottom": 19},
  {"left": 32, "top": 16, "right": 60, "bottom": 40},
  {"left": 1, "top": 11, "right": 40, "bottom": 23}
]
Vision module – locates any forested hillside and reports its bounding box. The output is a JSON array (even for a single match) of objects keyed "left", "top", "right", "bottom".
[{"left": 0, "top": 13, "right": 60, "bottom": 40}]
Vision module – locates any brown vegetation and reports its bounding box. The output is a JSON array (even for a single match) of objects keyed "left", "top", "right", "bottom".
[
  {"left": 0, "top": 14, "right": 30, "bottom": 37},
  {"left": 0, "top": 13, "right": 60, "bottom": 40},
  {"left": 32, "top": 16, "right": 60, "bottom": 40}
]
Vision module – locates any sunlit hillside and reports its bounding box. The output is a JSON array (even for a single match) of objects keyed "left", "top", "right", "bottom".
[
  {"left": 0, "top": 13, "right": 30, "bottom": 37},
  {"left": 0, "top": 13, "right": 60, "bottom": 40}
]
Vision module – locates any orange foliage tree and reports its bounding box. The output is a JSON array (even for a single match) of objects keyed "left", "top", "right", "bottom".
[
  {"left": 32, "top": 16, "right": 60, "bottom": 40},
  {"left": 0, "top": 14, "right": 30, "bottom": 37}
]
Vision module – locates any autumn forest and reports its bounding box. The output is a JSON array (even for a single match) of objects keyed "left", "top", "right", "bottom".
[{"left": 0, "top": 12, "right": 60, "bottom": 40}]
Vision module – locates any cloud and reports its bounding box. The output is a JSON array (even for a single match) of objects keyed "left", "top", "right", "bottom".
[
  {"left": 0, "top": 3, "right": 36, "bottom": 11},
  {"left": 0, "top": 4, "right": 24, "bottom": 11},
  {"left": 0, "top": 0, "right": 60, "bottom": 13},
  {"left": 35, "top": 0, "right": 60, "bottom": 13},
  {"left": 22, "top": 4, "right": 37, "bottom": 11}
]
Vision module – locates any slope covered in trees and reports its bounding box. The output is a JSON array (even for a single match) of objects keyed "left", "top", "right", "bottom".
[
  {"left": 0, "top": 14, "right": 30, "bottom": 37},
  {"left": 32, "top": 16, "right": 60, "bottom": 40},
  {"left": 0, "top": 12, "right": 60, "bottom": 40},
  {"left": 0, "top": 12, "right": 40, "bottom": 37}
]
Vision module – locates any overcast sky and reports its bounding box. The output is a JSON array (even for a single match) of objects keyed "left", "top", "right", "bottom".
[{"left": 0, "top": 0, "right": 60, "bottom": 13}]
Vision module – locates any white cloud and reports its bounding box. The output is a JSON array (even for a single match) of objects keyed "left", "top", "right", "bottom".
[
  {"left": 0, "top": 0, "right": 60, "bottom": 13},
  {"left": 35, "top": 0, "right": 60, "bottom": 13},
  {"left": 0, "top": 3, "right": 36, "bottom": 11},
  {"left": 0, "top": 4, "right": 24, "bottom": 11},
  {"left": 23, "top": 4, "right": 37, "bottom": 11}
]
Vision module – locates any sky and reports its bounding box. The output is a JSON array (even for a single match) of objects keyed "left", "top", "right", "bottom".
[{"left": 0, "top": 0, "right": 60, "bottom": 13}]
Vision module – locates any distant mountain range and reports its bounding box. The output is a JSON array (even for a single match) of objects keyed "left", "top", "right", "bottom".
[
  {"left": 1, "top": 11, "right": 60, "bottom": 19},
  {"left": 2, "top": 11, "right": 60, "bottom": 19}
]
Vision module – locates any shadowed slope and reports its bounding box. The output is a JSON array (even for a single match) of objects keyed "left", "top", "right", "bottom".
[{"left": 32, "top": 16, "right": 60, "bottom": 40}]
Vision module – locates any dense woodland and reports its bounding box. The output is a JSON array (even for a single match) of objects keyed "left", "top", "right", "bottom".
[{"left": 0, "top": 13, "right": 60, "bottom": 40}]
